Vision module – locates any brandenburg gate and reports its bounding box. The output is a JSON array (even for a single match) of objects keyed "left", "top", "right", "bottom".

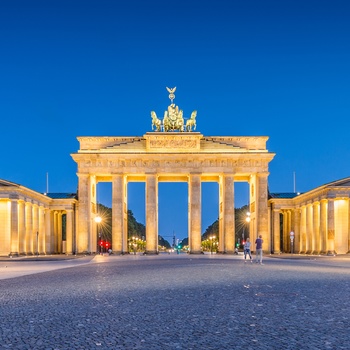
[{"left": 71, "top": 88, "right": 275, "bottom": 254}]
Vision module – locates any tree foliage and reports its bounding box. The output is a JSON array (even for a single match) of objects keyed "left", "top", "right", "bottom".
[{"left": 97, "top": 204, "right": 170, "bottom": 248}]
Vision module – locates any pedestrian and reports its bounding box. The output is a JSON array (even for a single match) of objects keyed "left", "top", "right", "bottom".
[
  {"left": 243, "top": 237, "right": 252, "bottom": 263},
  {"left": 255, "top": 234, "right": 264, "bottom": 265}
]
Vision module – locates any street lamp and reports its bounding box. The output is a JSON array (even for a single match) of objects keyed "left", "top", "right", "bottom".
[
  {"left": 242, "top": 212, "right": 251, "bottom": 242},
  {"left": 209, "top": 235, "right": 216, "bottom": 254},
  {"left": 129, "top": 236, "right": 138, "bottom": 255},
  {"left": 95, "top": 216, "right": 102, "bottom": 254}
]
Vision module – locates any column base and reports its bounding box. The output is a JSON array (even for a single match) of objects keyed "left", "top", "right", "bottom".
[
  {"left": 189, "top": 250, "right": 204, "bottom": 254},
  {"left": 9, "top": 252, "right": 19, "bottom": 257},
  {"left": 327, "top": 250, "right": 336, "bottom": 256}
]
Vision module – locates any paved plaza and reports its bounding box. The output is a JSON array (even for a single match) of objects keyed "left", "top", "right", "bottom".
[{"left": 1, "top": 254, "right": 350, "bottom": 350}]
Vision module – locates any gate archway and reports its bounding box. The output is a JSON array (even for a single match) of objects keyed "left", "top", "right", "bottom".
[{"left": 71, "top": 132, "right": 275, "bottom": 254}]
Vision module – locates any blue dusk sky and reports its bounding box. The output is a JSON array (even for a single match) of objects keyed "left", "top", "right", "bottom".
[{"left": 1, "top": 0, "right": 350, "bottom": 241}]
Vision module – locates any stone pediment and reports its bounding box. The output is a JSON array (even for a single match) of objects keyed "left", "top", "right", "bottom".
[
  {"left": 327, "top": 177, "right": 350, "bottom": 188},
  {"left": 0, "top": 179, "right": 20, "bottom": 187}
]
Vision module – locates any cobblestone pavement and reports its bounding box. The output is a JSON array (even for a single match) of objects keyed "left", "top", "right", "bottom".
[{"left": 1, "top": 254, "right": 349, "bottom": 350}]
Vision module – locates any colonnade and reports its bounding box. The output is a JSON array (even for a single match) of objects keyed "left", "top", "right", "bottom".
[
  {"left": 0, "top": 182, "right": 77, "bottom": 256},
  {"left": 76, "top": 172, "right": 270, "bottom": 255},
  {"left": 270, "top": 196, "right": 350, "bottom": 255}
]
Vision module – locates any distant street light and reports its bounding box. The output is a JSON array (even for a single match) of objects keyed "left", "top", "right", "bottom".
[
  {"left": 209, "top": 235, "right": 216, "bottom": 255},
  {"left": 242, "top": 212, "right": 251, "bottom": 242}
]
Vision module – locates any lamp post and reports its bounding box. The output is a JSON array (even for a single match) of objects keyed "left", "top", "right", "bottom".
[
  {"left": 209, "top": 235, "right": 216, "bottom": 254},
  {"left": 242, "top": 212, "right": 251, "bottom": 242},
  {"left": 95, "top": 216, "right": 102, "bottom": 254}
]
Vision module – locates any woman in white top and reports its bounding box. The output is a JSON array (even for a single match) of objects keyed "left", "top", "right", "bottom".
[{"left": 243, "top": 237, "right": 252, "bottom": 263}]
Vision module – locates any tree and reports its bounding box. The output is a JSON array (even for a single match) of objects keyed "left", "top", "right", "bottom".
[{"left": 97, "top": 204, "right": 170, "bottom": 249}]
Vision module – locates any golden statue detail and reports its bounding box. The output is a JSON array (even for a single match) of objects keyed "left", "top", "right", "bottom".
[{"left": 150, "top": 87, "right": 197, "bottom": 133}]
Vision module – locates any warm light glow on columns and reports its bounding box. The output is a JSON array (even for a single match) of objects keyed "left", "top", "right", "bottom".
[
  {"left": 77, "top": 174, "right": 91, "bottom": 253},
  {"left": 256, "top": 174, "right": 269, "bottom": 251},
  {"left": 320, "top": 200, "right": 327, "bottom": 254},
  {"left": 33, "top": 204, "right": 39, "bottom": 254},
  {"left": 66, "top": 209, "right": 73, "bottom": 254},
  {"left": 300, "top": 205, "right": 307, "bottom": 253},
  {"left": 18, "top": 200, "right": 26, "bottom": 254},
  {"left": 53, "top": 211, "right": 58, "bottom": 253},
  {"left": 10, "top": 199, "right": 19, "bottom": 255},
  {"left": 188, "top": 174, "right": 202, "bottom": 254},
  {"left": 306, "top": 204, "right": 313, "bottom": 254},
  {"left": 145, "top": 174, "right": 158, "bottom": 254},
  {"left": 313, "top": 202, "right": 320, "bottom": 254},
  {"left": 282, "top": 211, "right": 288, "bottom": 252},
  {"left": 45, "top": 209, "right": 52, "bottom": 253},
  {"left": 25, "top": 202, "right": 33, "bottom": 254},
  {"left": 222, "top": 175, "right": 235, "bottom": 254},
  {"left": 327, "top": 198, "right": 335, "bottom": 255},
  {"left": 334, "top": 199, "right": 348, "bottom": 254},
  {"left": 293, "top": 209, "right": 301, "bottom": 253},
  {"left": 112, "top": 174, "right": 125, "bottom": 254},
  {"left": 0, "top": 200, "right": 10, "bottom": 256},
  {"left": 273, "top": 209, "right": 280, "bottom": 253}
]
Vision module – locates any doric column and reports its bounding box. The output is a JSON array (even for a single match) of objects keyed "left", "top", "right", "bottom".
[
  {"left": 38, "top": 206, "right": 45, "bottom": 254},
  {"left": 10, "top": 199, "right": 19, "bottom": 256},
  {"left": 25, "top": 202, "right": 33, "bottom": 254},
  {"left": 300, "top": 205, "right": 306, "bottom": 253},
  {"left": 327, "top": 198, "right": 335, "bottom": 255},
  {"left": 66, "top": 209, "right": 73, "bottom": 254},
  {"left": 18, "top": 200, "right": 26, "bottom": 255},
  {"left": 282, "top": 211, "right": 288, "bottom": 252},
  {"left": 57, "top": 212, "right": 63, "bottom": 253},
  {"left": 45, "top": 209, "right": 52, "bottom": 254},
  {"left": 305, "top": 203, "right": 313, "bottom": 254},
  {"left": 145, "top": 174, "right": 158, "bottom": 254},
  {"left": 293, "top": 209, "right": 301, "bottom": 253},
  {"left": 188, "top": 174, "right": 202, "bottom": 254},
  {"left": 273, "top": 209, "right": 280, "bottom": 253},
  {"left": 319, "top": 199, "right": 327, "bottom": 254},
  {"left": 256, "top": 173, "right": 269, "bottom": 252},
  {"left": 51, "top": 210, "right": 58, "bottom": 254},
  {"left": 77, "top": 174, "right": 92, "bottom": 253},
  {"left": 313, "top": 202, "right": 320, "bottom": 254},
  {"left": 112, "top": 174, "right": 126, "bottom": 254},
  {"left": 221, "top": 175, "right": 234, "bottom": 253},
  {"left": 33, "top": 204, "right": 39, "bottom": 255}
]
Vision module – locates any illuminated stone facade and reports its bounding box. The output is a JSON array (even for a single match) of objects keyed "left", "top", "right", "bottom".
[
  {"left": 268, "top": 177, "right": 350, "bottom": 255},
  {"left": 71, "top": 132, "right": 275, "bottom": 254},
  {"left": 0, "top": 180, "right": 77, "bottom": 256}
]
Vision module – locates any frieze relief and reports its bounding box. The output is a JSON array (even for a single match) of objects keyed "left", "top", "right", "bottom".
[
  {"left": 79, "top": 157, "right": 269, "bottom": 170},
  {"left": 149, "top": 139, "right": 197, "bottom": 149}
]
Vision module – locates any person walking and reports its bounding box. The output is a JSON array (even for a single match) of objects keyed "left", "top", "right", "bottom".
[
  {"left": 255, "top": 235, "right": 264, "bottom": 265},
  {"left": 243, "top": 237, "right": 252, "bottom": 263}
]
